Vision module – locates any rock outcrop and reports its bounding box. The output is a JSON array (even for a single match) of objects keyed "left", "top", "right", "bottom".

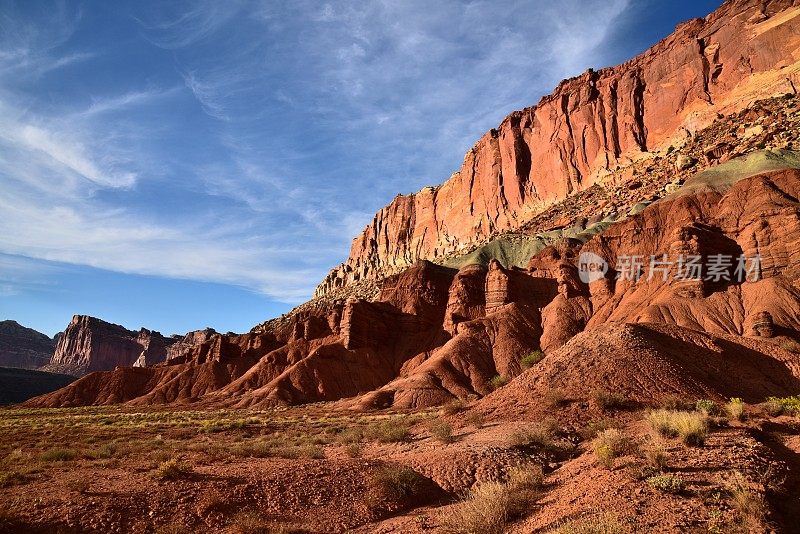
[
  {"left": 44, "top": 315, "right": 177, "bottom": 376},
  {"left": 0, "top": 320, "right": 56, "bottom": 370},
  {"left": 316, "top": 0, "right": 800, "bottom": 296}
]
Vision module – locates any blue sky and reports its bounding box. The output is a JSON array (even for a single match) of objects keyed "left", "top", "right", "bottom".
[{"left": 0, "top": 0, "right": 721, "bottom": 337}]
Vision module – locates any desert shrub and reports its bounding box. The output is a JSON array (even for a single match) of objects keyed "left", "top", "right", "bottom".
[
  {"left": 591, "top": 389, "right": 628, "bottom": 410},
  {"left": 489, "top": 375, "right": 509, "bottom": 390},
  {"left": 726, "top": 398, "right": 745, "bottom": 421},
  {"left": 427, "top": 421, "right": 455, "bottom": 444},
  {"left": 508, "top": 422, "right": 554, "bottom": 450},
  {"left": 440, "top": 481, "right": 510, "bottom": 534},
  {"left": 661, "top": 395, "right": 693, "bottom": 411},
  {"left": 544, "top": 388, "right": 568, "bottom": 407},
  {"left": 645, "top": 410, "right": 708, "bottom": 446},
  {"left": 646, "top": 474, "right": 684, "bottom": 494},
  {"left": 521, "top": 350, "right": 544, "bottom": 369},
  {"left": 641, "top": 437, "right": 668, "bottom": 470},
  {"left": 87, "top": 444, "right": 116, "bottom": 460},
  {"left": 762, "top": 398, "right": 785, "bottom": 417},
  {"left": 505, "top": 464, "right": 544, "bottom": 516},
  {"left": 337, "top": 427, "right": 364, "bottom": 444},
  {"left": 593, "top": 428, "right": 630, "bottom": 469},
  {"left": 695, "top": 399, "right": 721, "bottom": 416},
  {"left": 441, "top": 399, "right": 467, "bottom": 415},
  {"left": 728, "top": 472, "right": 767, "bottom": 530},
  {"left": 41, "top": 448, "right": 78, "bottom": 462},
  {"left": 371, "top": 418, "right": 412, "bottom": 443},
  {"left": 272, "top": 444, "right": 324, "bottom": 459},
  {"left": 580, "top": 419, "right": 618, "bottom": 440},
  {"left": 765, "top": 396, "right": 800, "bottom": 415},
  {"left": 230, "top": 440, "right": 274, "bottom": 458},
  {"left": 464, "top": 411, "right": 485, "bottom": 429},
  {"left": 155, "top": 458, "right": 193, "bottom": 480},
  {"left": 551, "top": 514, "right": 629, "bottom": 534},
  {"left": 366, "top": 465, "right": 424, "bottom": 510}
]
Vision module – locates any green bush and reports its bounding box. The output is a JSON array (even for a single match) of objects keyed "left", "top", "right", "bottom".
[
  {"left": 647, "top": 474, "right": 685, "bottom": 493},
  {"left": 520, "top": 350, "right": 544, "bottom": 369},
  {"left": 765, "top": 396, "right": 800, "bottom": 415},
  {"left": 489, "top": 375, "right": 509, "bottom": 390}
]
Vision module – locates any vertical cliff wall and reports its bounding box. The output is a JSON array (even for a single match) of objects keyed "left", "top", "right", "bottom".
[
  {"left": 316, "top": 0, "right": 800, "bottom": 297},
  {"left": 46, "top": 315, "right": 177, "bottom": 375}
]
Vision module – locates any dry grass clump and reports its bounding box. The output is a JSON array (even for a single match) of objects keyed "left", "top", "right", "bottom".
[
  {"left": 365, "top": 465, "right": 424, "bottom": 510},
  {"left": 154, "top": 458, "right": 193, "bottom": 480},
  {"left": 0, "top": 470, "right": 28, "bottom": 488},
  {"left": 464, "top": 411, "right": 485, "bottom": 429},
  {"left": 726, "top": 397, "right": 745, "bottom": 421},
  {"left": 441, "top": 481, "right": 510, "bottom": 534},
  {"left": 728, "top": 472, "right": 768, "bottom": 531},
  {"left": 441, "top": 399, "right": 467, "bottom": 415},
  {"left": 551, "top": 513, "right": 629, "bottom": 534},
  {"left": 427, "top": 420, "right": 455, "bottom": 443},
  {"left": 646, "top": 474, "right": 685, "bottom": 494},
  {"left": 344, "top": 442, "right": 362, "bottom": 458},
  {"left": 40, "top": 448, "right": 78, "bottom": 462},
  {"left": 508, "top": 421, "right": 555, "bottom": 450},
  {"left": 593, "top": 428, "right": 630, "bottom": 469},
  {"left": 641, "top": 437, "right": 668, "bottom": 470},
  {"left": 645, "top": 410, "right": 708, "bottom": 446},
  {"left": 370, "top": 418, "right": 412, "bottom": 443},
  {"left": 591, "top": 389, "right": 628, "bottom": 411},
  {"left": 441, "top": 463, "right": 544, "bottom": 533},
  {"left": 505, "top": 464, "right": 544, "bottom": 515}
]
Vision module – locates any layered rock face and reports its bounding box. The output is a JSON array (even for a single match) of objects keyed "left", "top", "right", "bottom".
[
  {"left": 45, "top": 315, "right": 177, "bottom": 376},
  {"left": 0, "top": 320, "right": 56, "bottom": 370},
  {"left": 316, "top": 0, "right": 800, "bottom": 297}
]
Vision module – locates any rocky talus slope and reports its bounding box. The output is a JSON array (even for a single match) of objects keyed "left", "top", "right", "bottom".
[
  {"left": 42, "top": 315, "right": 178, "bottom": 376},
  {"left": 316, "top": 0, "right": 800, "bottom": 296},
  {"left": 0, "top": 320, "right": 55, "bottom": 370}
]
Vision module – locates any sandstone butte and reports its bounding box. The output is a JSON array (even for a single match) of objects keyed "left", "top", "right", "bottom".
[
  {"left": 41, "top": 315, "right": 179, "bottom": 376},
  {"left": 23, "top": 0, "right": 800, "bottom": 412},
  {"left": 315, "top": 0, "right": 800, "bottom": 297}
]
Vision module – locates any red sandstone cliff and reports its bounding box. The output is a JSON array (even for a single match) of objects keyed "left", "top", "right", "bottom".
[
  {"left": 316, "top": 0, "right": 800, "bottom": 296},
  {"left": 44, "top": 315, "right": 177, "bottom": 376}
]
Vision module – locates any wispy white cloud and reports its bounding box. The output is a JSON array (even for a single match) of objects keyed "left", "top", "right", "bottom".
[{"left": 0, "top": 0, "right": 635, "bottom": 306}]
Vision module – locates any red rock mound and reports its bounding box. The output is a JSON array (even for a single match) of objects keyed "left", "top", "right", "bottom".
[{"left": 477, "top": 321, "right": 800, "bottom": 420}]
